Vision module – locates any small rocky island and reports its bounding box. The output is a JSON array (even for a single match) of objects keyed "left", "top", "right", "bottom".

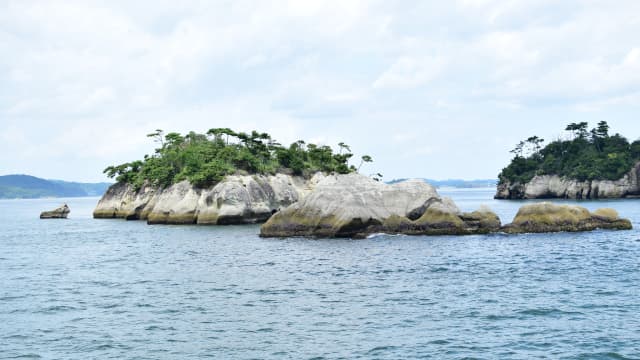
[
  {"left": 260, "top": 174, "right": 501, "bottom": 238},
  {"left": 40, "top": 204, "right": 70, "bottom": 219},
  {"left": 501, "top": 202, "right": 632, "bottom": 234},
  {"left": 496, "top": 122, "right": 640, "bottom": 199}
]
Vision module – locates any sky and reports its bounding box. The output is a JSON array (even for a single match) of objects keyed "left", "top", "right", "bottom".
[{"left": 2, "top": 0, "right": 640, "bottom": 182}]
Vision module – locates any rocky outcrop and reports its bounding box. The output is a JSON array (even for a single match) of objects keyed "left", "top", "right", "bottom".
[
  {"left": 92, "top": 182, "right": 159, "bottom": 220},
  {"left": 40, "top": 204, "right": 70, "bottom": 219},
  {"left": 93, "top": 174, "right": 324, "bottom": 225},
  {"left": 260, "top": 174, "right": 501, "bottom": 238},
  {"left": 495, "top": 163, "right": 640, "bottom": 199},
  {"left": 501, "top": 202, "right": 632, "bottom": 233}
]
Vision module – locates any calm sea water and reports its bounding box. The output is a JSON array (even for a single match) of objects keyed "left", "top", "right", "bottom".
[{"left": 1, "top": 189, "right": 639, "bottom": 359}]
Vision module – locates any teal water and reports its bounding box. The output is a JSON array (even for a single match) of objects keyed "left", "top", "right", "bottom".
[{"left": 1, "top": 190, "right": 639, "bottom": 359}]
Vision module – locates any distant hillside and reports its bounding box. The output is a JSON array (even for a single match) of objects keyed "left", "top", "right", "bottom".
[
  {"left": 387, "top": 178, "right": 497, "bottom": 188},
  {"left": 0, "top": 175, "right": 111, "bottom": 199}
]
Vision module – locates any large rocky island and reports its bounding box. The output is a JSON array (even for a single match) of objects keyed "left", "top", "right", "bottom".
[
  {"left": 495, "top": 122, "right": 640, "bottom": 199},
  {"left": 94, "top": 128, "right": 375, "bottom": 224}
]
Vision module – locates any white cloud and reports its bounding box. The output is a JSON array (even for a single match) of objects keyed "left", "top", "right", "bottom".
[
  {"left": 2, "top": 0, "right": 640, "bottom": 181},
  {"left": 373, "top": 56, "right": 445, "bottom": 90}
]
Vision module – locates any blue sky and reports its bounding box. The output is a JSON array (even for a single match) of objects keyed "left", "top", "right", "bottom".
[{"left": 2, "top": 1, "right": 640, "bottom": 182}]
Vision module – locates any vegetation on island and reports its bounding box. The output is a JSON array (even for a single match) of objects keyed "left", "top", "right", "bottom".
[
  {"left": 499, "top": 121, "right": 640, "bottom": 184},
  {"left": 104, "top": 128, "right": 375, "bottom": 189}
]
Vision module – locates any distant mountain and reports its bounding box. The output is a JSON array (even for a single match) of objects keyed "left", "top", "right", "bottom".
[
  {"left": 387, "top": 178, "right": 497, "bottom": 188},
  {"left": 0, "top": 175, "right": 111, "bottom": 199}
]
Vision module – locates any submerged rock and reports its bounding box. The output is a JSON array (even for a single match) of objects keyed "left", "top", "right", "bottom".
[
  {"left": 40, "top": 204, "right": 70, "bottom": 219},
  {"left": 501, "top": 202, "right": 632, "bottom": 233},
  {"left": 260, "top": 174, "right": 501, "bottom": 238}
]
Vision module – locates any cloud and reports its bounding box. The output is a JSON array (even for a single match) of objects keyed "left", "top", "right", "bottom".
[
  {"left": 373, "top": 56, "right": 445, "bottom": 90},
  {"left": 1, "top": 0, "right": 640, "bottom": 181}
]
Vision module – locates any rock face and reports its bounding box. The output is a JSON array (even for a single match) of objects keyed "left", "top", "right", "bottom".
[
  {"left": 260, "top": 174, "right": 501, "bottom": 238},
  {"left": 40, "top": 204, "right": 70, "bottom": 219},
  {"left": 495, "top": 162, "right": 640, "bottom": 199},
  {"left": 93, "top": 174, "right": 324, "bottom": 225},
  {"left": 501, "top": 202, "right": 632, "bottom": 233}
]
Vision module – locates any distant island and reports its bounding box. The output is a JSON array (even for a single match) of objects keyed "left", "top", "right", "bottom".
[
  {"left": 496, "top": 121, "right": 640, "bottom": 199},
  {"left": 0, "top": 175, "right": 111, "bottom": 199},
  {"left": 388, "top": 178, "right": 496, "bottom": 189}
]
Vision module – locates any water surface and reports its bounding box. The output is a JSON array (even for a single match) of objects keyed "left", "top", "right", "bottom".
[{"left": 1, "top": 190, "right": 639, "bottom": 359}]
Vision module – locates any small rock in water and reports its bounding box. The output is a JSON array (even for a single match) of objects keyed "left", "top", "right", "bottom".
[
  {"left": 501, "top": 202, "right": 632, "bottom": 233},
  {"left": 40, "top": 204, "right": 70, "bottom": 219}
]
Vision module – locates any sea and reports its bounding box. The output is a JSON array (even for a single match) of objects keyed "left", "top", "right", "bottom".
[{"left": 1, "top": 188, "right": 639, "bottom": 359}]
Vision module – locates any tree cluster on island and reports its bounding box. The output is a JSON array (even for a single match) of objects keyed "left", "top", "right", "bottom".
[
  {"left": 499, "top": 121, "right": 640, "bottom": 184},
  {"left": 104, "top": 128, "right": 375, "bottom": 189}
]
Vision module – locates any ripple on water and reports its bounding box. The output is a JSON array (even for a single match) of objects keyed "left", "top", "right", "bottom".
[{"left": 1, "top": 194, "right": 640, "bottom": 359}]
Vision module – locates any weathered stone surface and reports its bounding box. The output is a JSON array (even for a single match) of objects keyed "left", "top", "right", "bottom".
[
  {"left": 93, "top": 173, "right": 324, "bottom": 225},
  {"left": 146, "top": 181, "right": 201, "bottom": 224},
  {"left": 495, "top": 162, "right": 640, "bottom": 199},
  {"left": 92, "top": 182, "right": 158, "bottom": 220},
  {"left": 40, "top": 204, "right": 70, "bottom": 219},
  {"left": 501, "top": 202, "right": 632, "bottom": 233},
  {"left": 260, "top": 174, "right": 501, "bottom": 238}
]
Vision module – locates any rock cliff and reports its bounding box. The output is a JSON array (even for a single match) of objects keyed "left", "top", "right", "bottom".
[
  {"left": 93, "top": 173, "right": 324, "bottom": 225},
  {"left": 260, "top": 174, "right": 501, "bottom": 238},
  {"left": 495, "top": 163, "right": 640, "bottom": 199}
]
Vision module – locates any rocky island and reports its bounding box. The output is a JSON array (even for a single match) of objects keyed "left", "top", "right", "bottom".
[
  {"left": 94, "top": 127, "right": 632, "bottom": 237},
  {"left": 260, "top": 173, "right": 501, "bottom": 238},
  {"left": 496, "top": 122, "right": 640, "bottom": 199},
  {"left": 259, "top": 174, "right": 631, "bottom": 238},
  {"left": 40, "top": 204, "right": 70, "bottom": 219},
  {"left": 501, "top": 202, "right": 632, "bottom": 233},
  {"left": 94, "top": 128, "right": 368, "bottom": 225}
]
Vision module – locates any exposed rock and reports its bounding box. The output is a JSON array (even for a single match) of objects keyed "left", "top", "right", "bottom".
[
  {"left": 501, "top": 202, "right": 632, "bottom": 233},
  {"left": 93, "top": 182, "right": 158, "bottom": 220},
  {"left": 146, "top": 181, "right": 201, "bottom": 224},
  {"left": 40, "top": 204, "right": 70, "bottom": 219},
  {"left": 93, "top": 173, "right": 325, "bottom": 225},
  {"left": 495, "top": 162, "right": 640, "bottom": 199},
  {"left": 260, "top": 174, "right": 501, "bottom": 238}
]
